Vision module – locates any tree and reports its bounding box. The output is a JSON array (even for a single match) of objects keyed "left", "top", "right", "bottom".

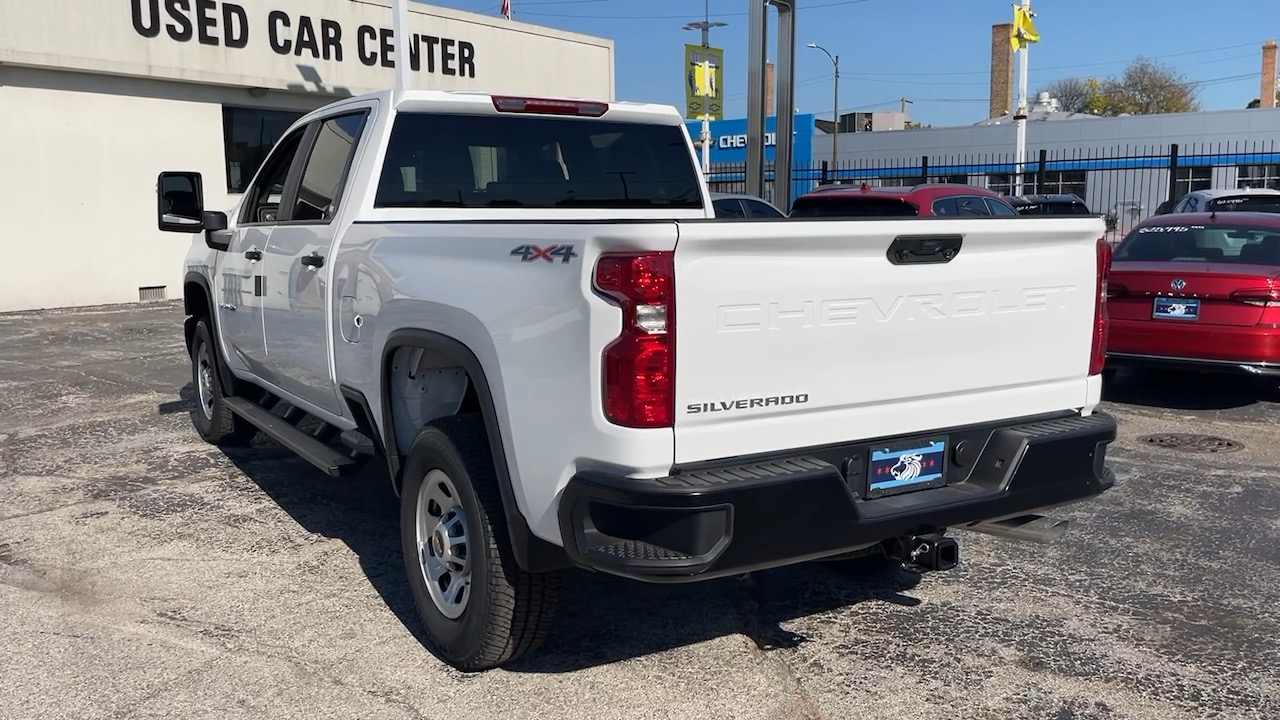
[
  {"left": 1099, "top": 57, "right": 1200, "bottom": 115},
  {"left": 1039, "top": 58, "right": 1199, "bottom": 117},
  {"left": 1038, "top": 77, "right": 1092, "bottom": 113}
]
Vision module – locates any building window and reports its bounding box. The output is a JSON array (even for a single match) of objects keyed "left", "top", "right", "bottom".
[
  {"left": 223, "top": 106, "right": 305, "bottom": 194},
  {"left": 871, "top": 174, "right": 968, "bottom": 188},
  {"left": 986, "top": 174, "right": 1014, "bottom": 195},
  {"left": 1040, "top": 170, "right": 1088, "bottom": 197},
  {"left": 1237, "top": 164, "right": 1280, "bottom": 189},
  {"left": 988, "top": 170, "right": 1087, "bottom": 197},
  {"left": 1174, "top": 166, "right": 1213, "bottom": 196}
]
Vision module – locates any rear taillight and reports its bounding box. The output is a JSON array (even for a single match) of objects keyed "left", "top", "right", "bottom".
[
  {"left": 594, "top": 252, "right": 675, "bottom": 428},
  {"left": 491, "top": 95, "right": 609, "bottom": 117},
  {"left": 1229, "top": 288, "right": 1280, "bottom": 307},
  {"left": 1090, "top": 238, "right": 1112, "bottom": 376}
]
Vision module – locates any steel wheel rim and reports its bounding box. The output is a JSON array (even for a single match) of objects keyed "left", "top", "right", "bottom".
[
  {"left": 415, "top": 469, "right": 472, "bottom": 619},
  {"left": 196, "top": 342, "right": 215, "bottom": 421}
]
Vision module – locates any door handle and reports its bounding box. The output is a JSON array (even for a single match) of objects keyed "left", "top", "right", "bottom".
[
  {"left": 244, "top": 249, "right": 262, "bottom": 261},
  {"left": 301, "top": 252, "right": 325, "bottom": 269}
]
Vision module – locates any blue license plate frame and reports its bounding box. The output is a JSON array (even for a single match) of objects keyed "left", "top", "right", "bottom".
[
  {"left": 1152, "top": 297, "right": 1200, "bottom": 321},
  {"left": 866, "top": 437, "right": 948, "bottom": 499}
]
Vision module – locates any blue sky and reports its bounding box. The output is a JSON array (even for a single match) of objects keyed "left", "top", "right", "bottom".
[{"left": 423, "top": 0, "right": 1277, "bottom": 127}]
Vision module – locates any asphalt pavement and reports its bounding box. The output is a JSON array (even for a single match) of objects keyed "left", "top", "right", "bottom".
[{"left": 1, "top": 301, "right": 1277, "bottom": 720}]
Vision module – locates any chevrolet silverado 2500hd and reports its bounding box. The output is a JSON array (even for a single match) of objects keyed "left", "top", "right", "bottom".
[{"left": 156, "top": 89, "right": 1118, "bottom": 671}]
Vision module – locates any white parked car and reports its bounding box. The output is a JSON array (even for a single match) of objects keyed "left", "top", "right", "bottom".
[
  {"left": 153, "top": 88, "right": 1118, "bottom": 671},
  {"left": 1162, "top": 187, "right": 1280, "bottom": 215}
]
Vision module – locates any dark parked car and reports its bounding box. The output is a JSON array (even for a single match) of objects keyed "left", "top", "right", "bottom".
[
  {"left": 1006, "top": 193, "right": 1093, "bottom": 216},
  {"left": 789, "top": 182, "right": 1018, "bottom": 218},
  {"left": 710, "top": 192, "right": 787, "bottom": 218}
]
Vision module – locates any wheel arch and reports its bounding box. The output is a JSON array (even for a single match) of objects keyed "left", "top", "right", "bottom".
[
  {"left": 182, "top": 271, "right": 240, "bottom": 392},
  {"left": 379, "top": 328, "right": 570, "bottom": 573}
]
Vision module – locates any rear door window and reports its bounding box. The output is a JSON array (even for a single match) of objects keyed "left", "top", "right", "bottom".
[
  {"left": 955, "top": 196, "right": 992, "bottom": 216},
  {"left": 712, "top": 198, "right": 746, "bottom": 218},
  {"left": 375, "top": 113, "right": 702, "bottom": 209},
  {"left": 932, "top": 197, "right": 959, "bottom": 216},
  {"left": 743, "top": 199, "right": 784, "bottom": 218},
  {"left": 789, "top": 196, "right": 918, "bottom": 217},
  {"left": 985, "top": 197, "right": 1019, "bottom": 216}
]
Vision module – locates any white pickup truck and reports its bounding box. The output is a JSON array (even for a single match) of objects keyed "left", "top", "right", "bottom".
[{"left": 156, "top": 89, "right": 1118, "bottom": 671}]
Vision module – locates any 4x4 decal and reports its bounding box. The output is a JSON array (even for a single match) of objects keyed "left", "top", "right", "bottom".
[{"left": 511, "top": 244, "right": 578, "bottom": 264}]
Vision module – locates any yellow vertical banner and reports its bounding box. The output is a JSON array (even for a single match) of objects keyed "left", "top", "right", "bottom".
[
  {"left": 1010, "top": 5, "right": 1040, "bottom": 51},
  {"left": 684, "top": 44, "right": 724, "bottom": 121}
]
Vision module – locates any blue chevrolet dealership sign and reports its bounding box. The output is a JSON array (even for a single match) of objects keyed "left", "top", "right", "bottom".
[{"left": 685, "top": 114, "right": 816, "bottom": 165}]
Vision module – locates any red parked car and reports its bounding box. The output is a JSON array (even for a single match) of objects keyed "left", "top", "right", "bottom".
[
  {"left": 1105, "top": 211, "right": 1280, "bottom": 378},
  {"left": 789, "top": 182, "right": 1019, "bottom": 218}
]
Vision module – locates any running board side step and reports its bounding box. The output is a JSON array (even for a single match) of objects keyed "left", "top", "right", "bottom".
[
  {"left": 224, "top": 397, "right": 360, "bottom": 478},
  {"left": 961, "top": 514, "right": 1070, "bottom": 544}
]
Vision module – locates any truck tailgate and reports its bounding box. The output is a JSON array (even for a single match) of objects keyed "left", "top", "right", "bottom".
[{"left": 671, "top": 216, "right": 1106, "bottom": 463}]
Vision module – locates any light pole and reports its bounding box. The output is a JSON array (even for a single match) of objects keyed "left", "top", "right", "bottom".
[
  {"left": 685, "top": 1, "right": 726, "bottom": 174},
  {"left": 808, "top": 43, "right": 839, "bottom": 182}
]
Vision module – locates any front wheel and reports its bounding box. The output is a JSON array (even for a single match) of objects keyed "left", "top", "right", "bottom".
[
  {"left": 188, "top": 318, "right": 255, "bottom": 446},
  {"left": 399, "top": 414, "right": 560, "bottom": 671}
]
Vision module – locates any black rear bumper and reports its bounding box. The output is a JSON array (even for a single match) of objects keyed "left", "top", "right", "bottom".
[
  {"left": 558, "top": 411, "right": 1117, "bottom": 582},
  {"left": 1106, "top": 353, "right": 1280, "bottom": 378}
]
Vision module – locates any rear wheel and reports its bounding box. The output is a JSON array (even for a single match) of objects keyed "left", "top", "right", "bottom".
[
  {"left": 399, "top": 414, "right": 560, "bottom": 671},
  {"left": 189, "top": 318, "right": 255, "bottom": 446}
]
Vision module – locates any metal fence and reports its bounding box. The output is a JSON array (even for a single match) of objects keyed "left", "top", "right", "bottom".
[{"left": 706, "top": 141, "right": 1280, "bottom": 237}]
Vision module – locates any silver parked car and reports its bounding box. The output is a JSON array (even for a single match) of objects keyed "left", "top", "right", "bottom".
[
  {"left": 1157, "top": 187, "right": 1280, "bottom": 215},
  {"left": 710, "top": 192, "right": 787, "bottom": 218}
]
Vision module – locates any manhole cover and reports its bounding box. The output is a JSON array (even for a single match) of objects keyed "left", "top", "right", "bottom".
[{"left": 1137, "top": 433, "right": 1244, "bottom": 453}]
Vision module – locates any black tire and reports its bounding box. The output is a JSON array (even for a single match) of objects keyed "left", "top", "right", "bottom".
[
  {"left": 399, "top": 414, "right": 560, "bottom": 671},
  {"left": 188, "top": 318, "right": 256, "bottom": 446}
]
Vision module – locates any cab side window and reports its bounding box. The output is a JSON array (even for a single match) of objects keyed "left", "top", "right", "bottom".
[
  {"left": 241, "top": 129, "right": 306, "bottom": 225},
  {"left": 291, "top": 113, "right": 370, "bottom": 223}
]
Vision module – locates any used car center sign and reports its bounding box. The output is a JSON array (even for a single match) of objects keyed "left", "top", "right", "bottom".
[
  {"left": 129, "top": 0, "right": 477, "bottom": 78},
  {"left": 0, "top": 0, "right": 613, "bottom": 99}
]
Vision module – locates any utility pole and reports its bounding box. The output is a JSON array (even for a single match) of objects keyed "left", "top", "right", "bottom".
[
  {"left": 808, "top": 43, "right": 839, "bottom": 180},
  {"left": 900, "top": 96, "right": 913, "bottom": 115},
  {"left": 1013, "top": 0, "right": 1031, "bottom": 196},
  {"left": 685, "top": 1, "right": 727, "bottom": 175}
]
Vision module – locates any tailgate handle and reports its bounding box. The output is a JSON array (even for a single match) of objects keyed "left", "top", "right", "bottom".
[{"left": 887, "top": 234, "right": 963, "bottom": 265}]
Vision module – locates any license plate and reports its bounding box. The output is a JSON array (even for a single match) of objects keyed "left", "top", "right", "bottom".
[
  {"left": 1153, "top": 297, "right": 1200, "bottom": 321},
  {"left": 867, "top": 438, "right": 947, "bottom": 499}
]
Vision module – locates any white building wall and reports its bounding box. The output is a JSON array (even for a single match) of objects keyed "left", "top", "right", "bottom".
[
  {"left": 0, "top": 0, "right": 615, "bottom": 312},
  {"left": 0, "top": 68, "right": 328, "bottom": 311}
]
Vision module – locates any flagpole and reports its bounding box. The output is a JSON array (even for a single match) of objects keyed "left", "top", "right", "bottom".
[
  {"left": 1013, "top": 0, "right": 1030, "bottom": 197},
  {"left": 393, "top": 0, "right": 411, "bottom": 99}
]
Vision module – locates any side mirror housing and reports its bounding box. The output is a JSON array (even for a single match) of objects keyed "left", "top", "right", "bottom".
[
  {"left": 202, "top": 211, "right": 229, "bottom": 232},
  {"left": 157, "top": 171, "right": 207, "bottom": 233}
]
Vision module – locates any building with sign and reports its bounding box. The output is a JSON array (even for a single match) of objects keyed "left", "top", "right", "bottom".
[
  {"left": 0, "top": 0, "right": 614, "bottom": 312},
  {"left": 684, "top": 113, "right": 817, "bottom": 201}
]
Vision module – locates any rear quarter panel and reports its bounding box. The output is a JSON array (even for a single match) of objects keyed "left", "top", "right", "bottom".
[{"left": 331, "top": 222, "right": 681, "bottom": 544}]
